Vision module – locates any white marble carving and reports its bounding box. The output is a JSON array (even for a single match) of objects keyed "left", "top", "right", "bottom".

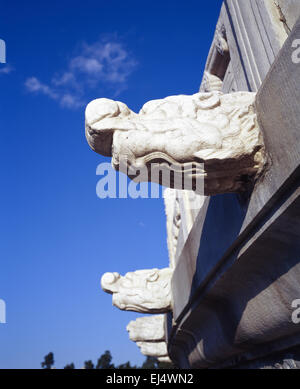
[
  {"left": 136, "top": 341, "right": 168, "bottom": 357},
  {"left": 214, "top": 23, "right": 229, "bottom": 55},
  {"left": 200, "top": 21, "right": 229, "bottom": 92},
  {"left": 86, "top": 91, "right": 265, "bottom": 196},
  {"left": 201, "top": 71, "right": 223, "bottom": 92},
  {"left": 126, "top": 315, "right": 165, "bottom": 342},
  {"left": 163, "top": 188, "right": 181, "bottom": 268},
  {"left": 101, "top": 268, "right": 172, "bottom": 313}
]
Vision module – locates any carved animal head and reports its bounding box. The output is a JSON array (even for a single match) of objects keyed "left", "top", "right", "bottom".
[
  {"left": 85, "top": 92, "right": 265, "bottom": 195},
  {"left": 100, "top": 268, "right": 173, "bottom": 313}
]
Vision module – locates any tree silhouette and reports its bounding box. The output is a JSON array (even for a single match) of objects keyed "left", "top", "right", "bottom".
[
  {"left": 84, "top": 360, "right": 94, "bottom": 369},
  {"left": 96, "top": 350, "right": 114, "bottom": 369},
  {"left": 41, "top": 352, "right": 54, "bottom": 369},
  {"left": 118, "top": 361, "right": 136, "bottom": 369},
  {"left": 157, "top": 360, "right": 174, "bottom": 369},
  {"left": 41, "top": 350, "right": 174, "bottom": 369},
  {"left": 64, "top": 363, "right": 75, "bottom": 369}
]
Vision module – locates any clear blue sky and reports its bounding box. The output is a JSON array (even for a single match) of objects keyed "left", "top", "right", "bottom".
[{"left": 0, "top": 0, "right": 223, "bottom": 369}]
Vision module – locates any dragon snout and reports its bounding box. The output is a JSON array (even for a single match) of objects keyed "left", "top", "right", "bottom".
[
  {"left": 85, "top": 98, "right": 119, "bottom": 157},
  {"left": 86, "top": 98, "right": 121, "bottom": 125}
]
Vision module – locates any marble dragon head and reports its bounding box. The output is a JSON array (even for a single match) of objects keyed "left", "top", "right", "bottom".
[{"left": 85, "top": 91, "right": 265, "bottom": 195}]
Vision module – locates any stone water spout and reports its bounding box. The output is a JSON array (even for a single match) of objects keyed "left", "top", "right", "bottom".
[{"left": 85, "top": 91, "right": 265, "bottom": 195}]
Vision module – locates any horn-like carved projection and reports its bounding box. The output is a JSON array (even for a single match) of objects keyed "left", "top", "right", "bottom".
[
  {"left": 85, "top": 92, "right": 265, "bottom": 196},
  {"left": 101, "top": 268, "right": 172, "bottom": 314}
]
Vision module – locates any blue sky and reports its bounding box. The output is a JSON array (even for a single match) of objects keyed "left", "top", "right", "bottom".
[{"left": 0, "top": 0, "right": 222, "bottom": 368}]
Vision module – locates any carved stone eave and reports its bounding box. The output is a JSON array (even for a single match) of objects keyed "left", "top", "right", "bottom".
[{"left": 85, "top": 92, "right": 266, "bottom": 196}]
